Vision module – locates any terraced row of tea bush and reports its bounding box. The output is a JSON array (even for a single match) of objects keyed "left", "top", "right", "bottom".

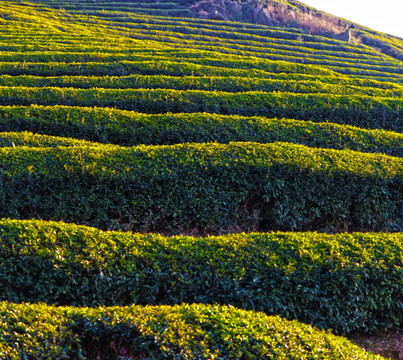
[
  {"left": 1, "top": 141, "right": 401, "bottom": 232},
  {"left": 16, "top": 1, "right": 396, "bottom": 60},
  {"left": 0, "top": 86, "right": 400, "bottom": 131},
  {"left": 45, "top": 0, "right": 402, "bottom": 63},
  {"left": 0, "top": 301, "right": 386, "bottom": 359},
  {"left": 0, "top": 52, "right": 348, "bottom": 77},
  {"left": 0, "top": 131, "right": 98, "bottom": 148},
  {"left": 23, "top": 0, "right": 192, "bottom": 16},
  {"left": 1, "top": 74, "right": 401, "bottom": 97},
  {"left": 109, "top": 32, "right": 402, "bottom": 76},
  {"left": 1, "top": 219, "right": 401, "bottom": 334},
  {"left": 77, "top": 12, "right": 402, "bottom": 80},
  {"left": 0, "top": 50, "right": 401, "bottom": 95},
  {"left": 1, "top": 105, "right": 402, "bottom": 155},
  {"left": 3, "top": 1, "right": 403, "bottom": 82}
]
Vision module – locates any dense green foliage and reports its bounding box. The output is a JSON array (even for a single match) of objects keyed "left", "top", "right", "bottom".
[
  {"left": 0, "top": 87, "right": 401, "bottom": 131},
  {"left": 0, "top": 219, "right": 401, "bottom": 334},
  {"left": 0, "top": 1, "right": 401, "bottom": 356},
  {"left": 0, "top": 142, "right": 401, "bottom": 232},
  {"left": 1, "top": 73, "right": 401, "bottom": 97},
  {"left": 0, "top": 302, "right": 386, "bottom": 359},
  {"left": 0, "top": 131, "right": 96, "bottom": 148},
  {"left": 2, "top": 0, "right": 402, "bottom": 81},
  {"left": 0, "top": 56, "right": 341, "bottom": 77},
  {"left": 0, "top": 106, "right": 401, "bottom": 156}
]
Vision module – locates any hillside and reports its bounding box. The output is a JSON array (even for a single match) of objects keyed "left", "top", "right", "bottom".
[
  {"left": 190, "top": 0, "right": 403, "bottom": 60},
  {"left": 18, "top": 0, "right": 403, "bottom": 61},
  {"left": 0, "top": 0, "right": 402, "bottom": 359}
]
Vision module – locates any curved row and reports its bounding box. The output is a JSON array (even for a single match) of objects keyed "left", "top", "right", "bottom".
[
  {"left": 0, "top": 56, "right": 342, "bottom": 76},
  {"left": 0, "top": 87, "right": 400, "bottom": 131},
  {"left": 0, "top": 131, "right": 98, "bottom": 148},
  {"left": 0, "top": 219, "right": 402, "bottom": 334},
  {"left": 0, "top": 302, "right": 384, "bottom": 359},
  {"left": 0, "top": 142, "right": 401, "bottom": 232},
  {"left": 0, "top": 106, "right": 401, "bottom": 156},
  {"left": 0, "top": 74, "right": 400, "bottom": 97}
]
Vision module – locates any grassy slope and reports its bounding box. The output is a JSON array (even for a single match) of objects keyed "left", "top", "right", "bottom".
[
  {"left": 0, "top": 1, "right": 401, "bottom": 359},
  {"left": 32, "top": 0, "right": 402, "bottom": 60}
]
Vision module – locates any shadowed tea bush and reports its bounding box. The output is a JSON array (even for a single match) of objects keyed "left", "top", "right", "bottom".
[
  {"left": 0, "top": 142, "right": 401, "bottom": 233},
  {"left": 0, "top": 106, "right": 402, "bottom": 156},
  {"left": 0, "top": 87, "right": 401, "bottom": 131},
  {"left": 0, "top": 219, "right": 401, "bottom": 334}
]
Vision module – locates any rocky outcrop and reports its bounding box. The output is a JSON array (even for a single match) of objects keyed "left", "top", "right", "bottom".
[
  {"left": 189, "top": 0, "right": 242, "bottom": 21},
  {"left": 252, "top": 5, "right": 274, "bottom": 26},
  {"left": 187, "top": 0, "right": 402, "bottom": 61}
]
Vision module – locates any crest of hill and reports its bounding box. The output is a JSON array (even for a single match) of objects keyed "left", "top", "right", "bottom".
[{"left": 188, "top": 0, "right": 403, "bottom": 61}]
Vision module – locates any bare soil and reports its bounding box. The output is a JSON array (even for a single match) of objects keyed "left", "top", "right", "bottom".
[{"left": 350, "top": 331, "right": 403, "bottom": 360}]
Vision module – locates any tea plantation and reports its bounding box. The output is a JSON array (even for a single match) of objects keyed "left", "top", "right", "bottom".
[{"left": 0, "top": 0, "right": 401, "bottom": 358}]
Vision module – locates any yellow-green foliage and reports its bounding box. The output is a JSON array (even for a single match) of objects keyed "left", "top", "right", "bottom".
[
  {"left": 0, "top": 87, "right": 401, "bottom": 131},
  {"left": 0, "top": 302, "right": 386, "bottom": 359},
  {"left": 1, "top": 0, "right": 401, "bottom": 83},
  {"left": 0, "top": 131, "right": 97, "bottom": 148},
  {"left": 0, "top": 56, "right": 342, "bottom": 77},
  {"left": 0, "top": 73, "right": 401, "bottom": 97},
  {"left": 1, "top": 219, "right": 402, "bottom": 333},
  {"left": 0, "top": 106, "right": 401, "bottom": 156},
  {"left": 0, "top": 1, "right": 401, "bottom": 356}
]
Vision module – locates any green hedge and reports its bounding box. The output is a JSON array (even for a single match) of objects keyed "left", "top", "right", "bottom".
[
  {"left": 110, "top": 31, "right": 401, "bottom": 79},
  {"left": 5, "top": 34, "right": 397, "bottom": 75},
  {"left": 0, "top": 87, "right": 401, "bottom": 131},
  {"left": 0, "top": 219, "right": 401, "bottom": 334},
  {"left": 114, "top": 21, "right": 379, "bottom": 57},
  {"left": 128, "top": 34, "right": 402, "bottom": 76},
  {"left": 0, "top": 58, "right": 326, "bottom": 77},
  {"left": 0, "top": 142, "right": 401, "bottom": 232},
  {"left": 0, "top": 302, "right": 385, "bottom": 359},
  {"left": 1, "top": 67, "right": 401, "bottom": 91},
  {"left": 0, "top": 74, "right": 400, "bottom": 97},
  {"left": 0, "top": 131, "right": 95, "bottom": 148},
  {"left": 0, "top": 56, "right": 340, "bottom": 77},
  {"left": 0, "top": 38, "right": 380, "bottom": 64},
  {"left": 0, "top": 106, "right": 402, "bottom": 156}
]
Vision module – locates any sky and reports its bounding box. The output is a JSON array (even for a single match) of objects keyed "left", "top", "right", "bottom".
[{"left": 299, "top": 0, "right": 403, "bottom": 38}]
